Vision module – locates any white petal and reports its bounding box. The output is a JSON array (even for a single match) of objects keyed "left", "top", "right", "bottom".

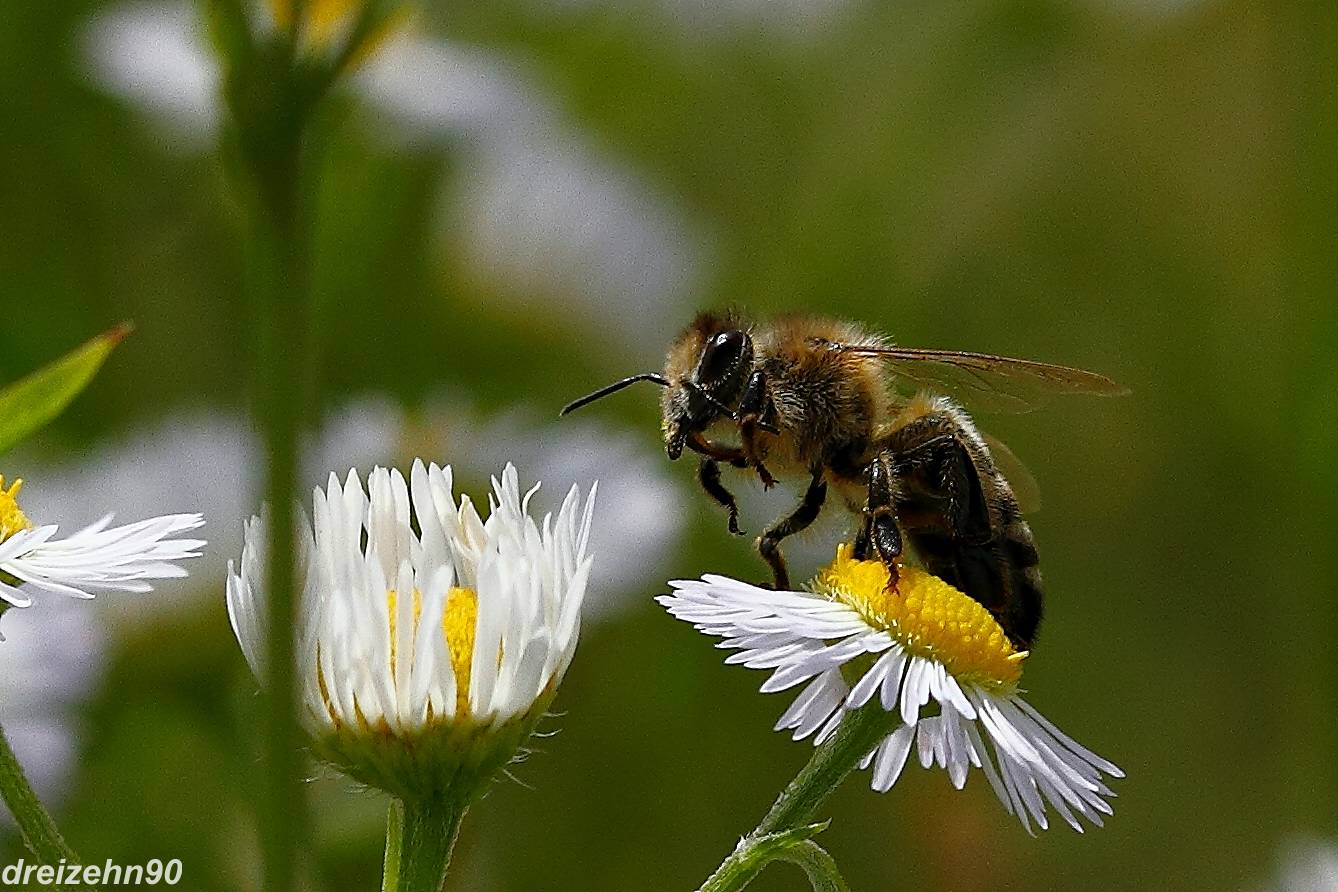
[{"left": 871, "top": 725, "right": 916, "bottom": 792}]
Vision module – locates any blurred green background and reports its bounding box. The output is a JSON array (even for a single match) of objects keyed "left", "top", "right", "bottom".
[{"left": 2, "top": 0, "right": 1335, "bottom": 889}]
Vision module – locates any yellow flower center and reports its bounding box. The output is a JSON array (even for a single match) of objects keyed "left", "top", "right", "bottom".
[
  {"left": 269, "top": 0, "right": 358, "bottom": 43},
  {"left": 267, "top": 0, "right": 407, "bottom": 65},
  {"left": 0, "top": 476, "right": 32, "bottom": 542},
  {"left": 384, "top": 585, "right": 479, "bottom": 719},
  {"left": 443, "top": 586, "right": 478, "bottom": 717},
  {"left": 814, "top": 544, "right": 1026, "bottom": 689}
]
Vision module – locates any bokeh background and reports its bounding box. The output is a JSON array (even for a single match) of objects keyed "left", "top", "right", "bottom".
[{"left": 2, "top": 0, "right": 1335, "bottom": 889}]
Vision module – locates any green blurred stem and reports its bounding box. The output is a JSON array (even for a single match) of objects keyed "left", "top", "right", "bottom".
[
  {"left": 254, "top": 158, "right": 311, "bottom": 892},
  {"left": 0, "top": 723, "right": 81, "bottom": 868},
  {"left": 697, "top": 704, "right": 898, "bottom": 892},
  {"left": 383, "top": 798, "right": 466, "bottom": 892},
  {"left": 240, "top": 38, "right": 317, "bottom": 892}
]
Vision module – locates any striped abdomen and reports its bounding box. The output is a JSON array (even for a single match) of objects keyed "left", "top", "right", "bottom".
[{"left": 884, "top": 397, "right": 1044, "bottom": 650}]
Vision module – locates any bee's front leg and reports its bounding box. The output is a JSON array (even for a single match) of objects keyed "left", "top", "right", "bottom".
[
  {"left": 737, "top": 370, "right": 778, "bottom": 489},
  {"left": 685, "top": 431, "right": 750, "bottom": 472},
  {"left": 697, "top": 458, "right": 745, "bottom": 536}
]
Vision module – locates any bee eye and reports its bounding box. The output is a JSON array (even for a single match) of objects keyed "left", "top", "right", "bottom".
[{"left": 701, "top": 329, "right": 746, "bottom": 381}]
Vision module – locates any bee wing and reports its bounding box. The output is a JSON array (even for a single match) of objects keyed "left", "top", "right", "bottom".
[
  {"left": 840, "top": 345, "right": 1128, "bottom": 414},
  {"left": 980, "top": 431, "right": 1041, "bottom": 514}
]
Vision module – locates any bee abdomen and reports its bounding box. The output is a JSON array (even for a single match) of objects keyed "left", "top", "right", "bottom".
[{"left": 882, "top": 404, "right": 1047, "bottom": 650}]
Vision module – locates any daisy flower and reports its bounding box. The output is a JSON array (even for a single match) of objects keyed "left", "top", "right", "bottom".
[
  {"left": 225, "top": 461, "right": 594, "bottom": 801},
  {"left": 658, "top": 545, "right": 1123, "bottom": 834},
  {"left": 0, "top": 475, "right": 206, "bottom": 609}
]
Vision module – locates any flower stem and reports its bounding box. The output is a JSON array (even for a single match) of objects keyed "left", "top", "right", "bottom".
[
  {"left": 386, "top": 797, "right": 466, "bottom": 892},
  {"left": 230, "top": 34, "right": 319, "bottom": 892},
  {"left": 0, "top": 723, "right": 80, "bottom": 868},
  {"left": 381, "top": 802, "right": 404, "bottom": 892},
  {"left": 697, "top": 704, "right": 899, "bottom": 892}
]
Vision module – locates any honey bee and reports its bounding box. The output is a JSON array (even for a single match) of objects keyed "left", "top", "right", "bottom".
[{"left": 561, "top": 311, "right": 1126, "bottom": 649}]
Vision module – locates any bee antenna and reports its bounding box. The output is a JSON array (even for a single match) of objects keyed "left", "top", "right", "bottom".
[{"left": 560, "top": 373, "right": 671, "bottom": 416}]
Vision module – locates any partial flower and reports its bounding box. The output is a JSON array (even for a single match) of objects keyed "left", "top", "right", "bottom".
[
  {"left": 263, "top": 0, "right": 406, "bottom": 69},
  {"left": 0, "top": 475, "right": 206, "bottom": 609},
  {"left": 83, "top": 4, "right": 702, "bottom": 346},
  {"left": 226, "top": 461, "right": 594, "bottom": 802},
  {"left": 658, "top": 545, "right": 1123, "bottom": 834}
]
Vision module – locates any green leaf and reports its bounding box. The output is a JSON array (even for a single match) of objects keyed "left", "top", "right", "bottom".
[
  {"left": 0, "top": 323, "right": 132, "bottom": 455},
  {"left": 774, "top": 840, "right": 852, "bottom": 892},
  {"left": 698, "top": 822, "right": 840, "bottom": 892},
  {"left": 743, "top": 821, "right": 832, "bottom": 862}
]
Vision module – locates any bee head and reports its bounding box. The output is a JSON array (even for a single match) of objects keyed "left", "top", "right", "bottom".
[
  {"left": 559, "top": 311, "right": 754, "bottom": 462},
  {"left": 662, "top": 323, "right": 753, "bottom": 460}
]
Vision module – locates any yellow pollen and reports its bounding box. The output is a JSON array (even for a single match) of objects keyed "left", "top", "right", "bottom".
[
  {"left": 0, "top": 476, "right": 32, "bottom": 542},
  {"left": 815, "top": 544, "right": 1027, "bottom": 688},
  {"left": 386, "top": 588, "right": 425, "bottom": 679},
  {"left": 443, "top": 586, "right": 478, "bottom": 718}
]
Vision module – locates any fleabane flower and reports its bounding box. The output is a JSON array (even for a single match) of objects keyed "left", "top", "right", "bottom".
[
  {"left": 658, "top": 545, "right": 1123, "bottom": 834},
  {"left": 0, "top": 475, "right": 206, "bottom": 609},
  {"left": 226, "top": 461, "right": 594, "bottom": 802}
]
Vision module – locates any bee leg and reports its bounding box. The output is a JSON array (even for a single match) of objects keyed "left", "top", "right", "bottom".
[
  {"left": 886, "top": 426, "right": 990, "bottom": 545},
  {"left": 855, "top": 455, "right": 903, "bottom": 591},
  {"left": 757, "top": 471, "right": 827, "bottom": 590},
  {"left": 737, "top": 370, "right": 778, "bottom": 489},
  {"left": 698, "top": 458, "right": 745, "bottom": 536},
  {"left": 883, "top": 417, "right": 1042, "bottom": 648},
  {"left": 686, "top": 431, "right": 751, "bottom": 469}
]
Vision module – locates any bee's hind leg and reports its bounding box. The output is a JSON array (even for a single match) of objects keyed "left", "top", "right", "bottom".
[
  {"left": 854, "top": 454, "right": 903, "bottom": 589},
  {"left": 698, "top": 458, "right": 745, "bottom": 536},
  {"left": 757, "top": 470, "right": 827, "bottom": 590}
]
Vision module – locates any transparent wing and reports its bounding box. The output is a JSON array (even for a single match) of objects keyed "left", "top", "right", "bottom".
[
  {"left": 981, "top": 431, "right": 1041, "bottom": 514},
  {"left": 840, "top": 345, "right": 1128, "bottom": 413}
]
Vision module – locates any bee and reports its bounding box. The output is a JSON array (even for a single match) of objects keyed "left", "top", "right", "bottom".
[{"left": 561, "top": 311, "right": 1126, "bottom": 649}]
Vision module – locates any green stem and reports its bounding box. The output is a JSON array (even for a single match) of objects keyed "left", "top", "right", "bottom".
[
  {"left": 386, "top": 797, "right": 466, "bottom": 892},
  {"left": 238, "top": 46, "right": 316, "bottom": 892},
  {"left": 381, "top": 802, "right": 404, "bottom": 892},
  {"left": 0, "top": 723, "right": 80, "bottom": 867},
  {"left": 697, "top": 704, "right": 899, "bottom": 892},
  {"left": 256, "top": 171, "right": 307, "bottom": 892}
]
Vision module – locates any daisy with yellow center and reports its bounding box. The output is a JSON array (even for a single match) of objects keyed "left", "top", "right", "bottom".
[
  {"left": 659, "top": 546, "right": 1122, "bottom": 833},
  {"left": 0, "top": 474, "right": 205, "bottom": 609},
  {"left": 225, "top": 461, "right": 594, "bottom": 802}
]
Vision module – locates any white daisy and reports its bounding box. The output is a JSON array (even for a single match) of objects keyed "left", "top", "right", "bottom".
[
  {"left": 0, "top": 475, "right": 206, "bottom": 609},
  {"left": 225, "top": 460, "right": 594, "bottom": 800},
  {"left": 658, "top": 544, "right": 1123, "bottom": 834}
]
